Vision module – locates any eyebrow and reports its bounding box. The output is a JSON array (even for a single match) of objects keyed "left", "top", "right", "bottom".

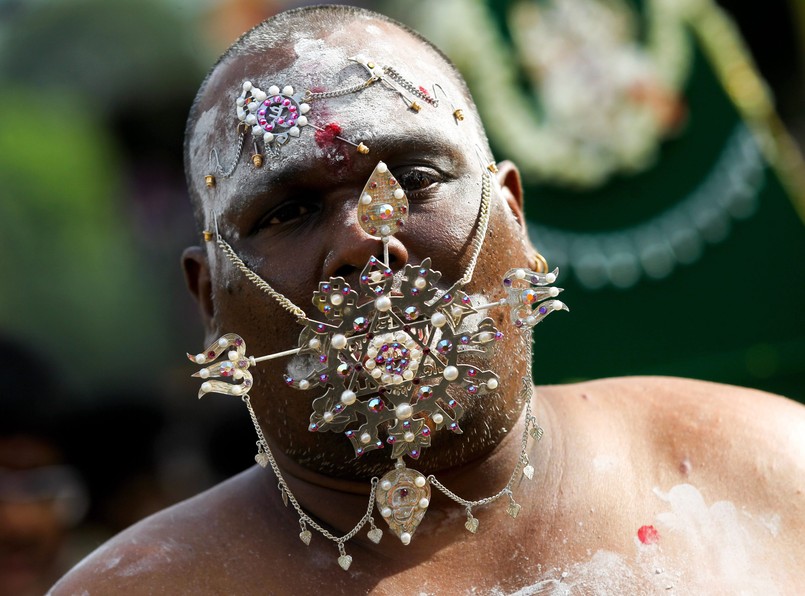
[{"left": 228, "top": 129, "right": 466, "bottom": 208}]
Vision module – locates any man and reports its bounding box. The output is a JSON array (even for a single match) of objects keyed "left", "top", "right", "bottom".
[{"left": 53, "top": 6, "right": 805, "bottom": 594}]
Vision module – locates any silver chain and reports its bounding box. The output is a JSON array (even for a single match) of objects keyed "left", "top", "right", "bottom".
[
  {"left": 457, "top": 171, "right": 492, "bottom": 286},
  {"left": 304, "top": 76, "right": 381, "bottom": 102},
  {"left": 384, "top": 66, "right": 439, "bottom": 106},
  {"left": 216, "top": 236, "right": 307, "bottom": 320},
  {"left": 210, "top": 131, "right": 247, "bottom": 178}
]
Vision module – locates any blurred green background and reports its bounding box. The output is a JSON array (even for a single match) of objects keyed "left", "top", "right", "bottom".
[{"left": 0, "top": 0, "right": 803, "bottom": 587}]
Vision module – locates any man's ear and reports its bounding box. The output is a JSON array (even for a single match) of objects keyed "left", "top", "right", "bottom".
[
  {"left": 496, "top": 160, "right": 525, "bottom": 229},
  {"left": 182, "top": 246, "right": 215, "bottom": 334}
]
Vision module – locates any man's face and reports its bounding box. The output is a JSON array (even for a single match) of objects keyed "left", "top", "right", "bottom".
[{"left": 185, "top": 19, "right": 534, "bottom": 477}]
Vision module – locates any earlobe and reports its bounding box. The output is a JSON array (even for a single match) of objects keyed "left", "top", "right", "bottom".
[
  {"left": 181, "top": 246, "right": 216, "bottom": 334},
  {"left": 495, "top": 160, "right": 526, "bottom": 229}
]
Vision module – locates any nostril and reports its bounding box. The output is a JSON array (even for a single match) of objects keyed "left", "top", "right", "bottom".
[{"left": 333, "top": 264, "right": 358, "bottom": 280}]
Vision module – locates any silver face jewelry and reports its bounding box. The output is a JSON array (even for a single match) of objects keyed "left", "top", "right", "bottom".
[{"left": 188, "top": 159, "right": 567, "bottom": 568}]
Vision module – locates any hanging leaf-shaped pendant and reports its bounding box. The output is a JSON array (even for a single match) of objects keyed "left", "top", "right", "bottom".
[
  {"left": 357, "top": 161, "right": 409, "bottom": 238},
  {"left": 375, "top": 464, "right": 430, "bottom": 545}
]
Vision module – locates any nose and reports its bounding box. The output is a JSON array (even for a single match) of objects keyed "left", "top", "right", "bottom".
[{"left": 322, "top": 211, "right": 409, "bottom": 281}]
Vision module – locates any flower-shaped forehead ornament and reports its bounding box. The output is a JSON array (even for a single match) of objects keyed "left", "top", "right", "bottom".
[{"left": 188, "top": 159, "right": 568, "bottom": 559}]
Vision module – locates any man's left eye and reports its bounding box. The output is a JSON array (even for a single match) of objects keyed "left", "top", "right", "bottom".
[{"left": 395, "top": 168, "right": 441, "bottom": 193}]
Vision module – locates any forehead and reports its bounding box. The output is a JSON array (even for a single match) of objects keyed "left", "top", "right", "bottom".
[{"left": 187, "top": 18, "right": 481, "bottom": 218}]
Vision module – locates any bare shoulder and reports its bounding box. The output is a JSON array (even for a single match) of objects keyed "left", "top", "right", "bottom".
[
  {"left": 49, "top": 467, "right": 277, "bottom": 595},
  {"left": 540, "top": 377, "right": 805, "bottom": 486},
  {"left": 532, "top": 377, "right": 805, "bottom": 590}
]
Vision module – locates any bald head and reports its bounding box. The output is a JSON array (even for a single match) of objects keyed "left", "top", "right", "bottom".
[{"left": 183, "top": 5, "right": 487, "bottom": 230}]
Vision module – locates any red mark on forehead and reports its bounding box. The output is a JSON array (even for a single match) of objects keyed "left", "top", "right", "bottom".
[
  {"left": 315, "top": 122, "right": 343, "bottom": 147},
  {"left": 637, "top": 525, "right": 660, "bottom": 545}
]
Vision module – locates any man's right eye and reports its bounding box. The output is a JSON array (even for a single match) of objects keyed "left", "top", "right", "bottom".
[{"left": 258, "top": 202, "right": 313, "bottom": 229}]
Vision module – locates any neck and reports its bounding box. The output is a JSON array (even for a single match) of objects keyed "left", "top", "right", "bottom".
[{"left": 259, "top": 385, "right": 555, "bottom": 556}]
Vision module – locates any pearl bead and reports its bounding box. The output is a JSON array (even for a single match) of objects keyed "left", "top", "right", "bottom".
[
  {"left": 231, "top": 385, "right": 242, "bottom": 395},
  {"left": 414, "top": 277, "right": 427, "bottom": 289},
  {"left": 263, "top": 132, "right": 274, "bottom": 143},
  {"left": 393, "top": 374, "right": 403, "bottom": 385},
  {"left": 297, "top": 116, "right": 308, "bottom": 127},
  {"left": 478, "top": 331, "right": 494, "bottom": 342},
  {"left": 375, "top": 295, "right": 392, "bottom": 312},
  {"left": 396, "top": 403, "right": 413, "bottom": 419},
  {"left": 367, "top": 346, "right": 378, "bottom": 358},
  {"left": 432, "top": 413, "right": 444, "bottom": 424},
  {"left": 549, "top": 287, "right": 559, "bottom": 297},
  {"left": 404, "top": 432, "right": 415, "bottom": 442},
  {"left": 242, "top": 81, "right": 252, "bottom": 91},
  {"left": 288, "top": 126, "right": 300, "bottom": 137},
  {"left": 372, "top": 368, "right": 382, "bottom": 379},
  {"left": 195, "top": 353, "right": 205, "bottom": 364},
  {"left": 415, "top": 476, "right": 426, "bottom": 487},
  {"left": 400, "top": 532, "right": 411, "bottom": 545},
  {"left": 199, "top": 368, "right": 210, "bottom": 378},
  {"left": 360, "top": 193, "right": 372, "bottom": 205},
  {"left": 218, "top": 338, "right": 228, "bottom": 347},
  {"left": 451, "top": 306, "right": 463, "bottom": 318},
  {"left": 380, "top": 480, "right": 392, "bottom": 490},
  {"left": 228, "top": 350, "right": 238, "bottom": 360},
  {"left": 418, "top": 498, "right": 429, "bottom": 509},
  {"left": 252, "top": 125, "right": 262, "bottom": 136},
  {"left": 330, "top": 293, "right": 344, "bottom": 306},
  {"left": 554, "top": 300, "right": 565, "bottom": 310},
  {"left": 381, "top": 373, "right": 392, "bottom": 385},
  {"left": 487, "top": 378, "right": 499, "bottom": 390},
  {"left": 299, "top": 379, "right": 310, "bottom": 390},
  {"left": 394, "top": 188, "right": 404, "bottom": 199},
  {"left": 360, "top": 432, "right": 371, "bottom": 444},
  {"left": 381, "top": 507, "right": 392, "bottom": 518},
  {"left": 201, "top": 382, "right": 212, "bottom": 392},
  {"left": 515, "top": 269, "right": 526, "bottom": 280},
  {"left": 403, "top": 370, "right": 414, "bottom": 381},
  {"left": 268, "top": 85, "right": 280, "bottom": 95},
  {"left": 236, "top": 97, "right": 245, "bottom": 106},
  {"left": 379, "top": 225, "right": 391, "bottom": 236},
  {"left": 309, "top": 338, "right": 321, "bottom": 350},
  {"left": 443, "top": 366, "right": 459, "bottom": 381},
  {"left": 234, "top": 369, "right": 244, "bottom": 380},
  {"left": 341, "top": 390, "right": 356, "bottom": 405},
  {"left": 431, "top": 312, "right": 447, "bottom": 327},
  {"left": 245, "top": 114, "right": 257, "bottom": 125},
  {"left": 546, "top": 273, "right": 556, "bottom": 283},
  {"left": 253, "top": 90, "right": 267, "bottom": 102},
  {"left": 377, "top": 162, "right": 388, "bottom": 173},
  {"left": 299, "top": 103, "right": 310, "bottom": 114},
  {"left": 282, "top": 85, "right": 294, "bottom": 96},
  {"left": 331, "top": 334, "right": 347, "bottom": 350},
  {"left": 371, "top": 271, "right": 383, "bottom": 282},
  {"left": 365, "top": 359, "right": 376, "bottom": 370},
  {"left": 323, "top": 411, "right": 334, "bottom": 423},
  {"left": 526, "top": 316, "right": 536, "bottom": 326}
]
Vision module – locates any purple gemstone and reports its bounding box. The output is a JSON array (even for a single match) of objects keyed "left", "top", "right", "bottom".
[
  {"left": 539, "top": 306, "right": 547, "bottom": 314},
  {"left": 319, "top": 374, "right": 329, "bottom": 383},
  {"left": 504, "top": 278, "right": 512, "bottom": 287},
  {"left": 468, "top": 368, "right": 477, "bottom": 377}
]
